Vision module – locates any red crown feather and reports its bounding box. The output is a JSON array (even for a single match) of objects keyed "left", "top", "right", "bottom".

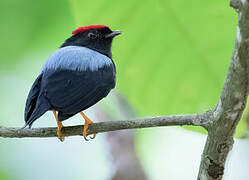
[{"left": 72, "top": 25, "right": 109, "bottom": 35}]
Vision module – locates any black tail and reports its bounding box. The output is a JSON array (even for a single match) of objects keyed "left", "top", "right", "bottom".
[{"left": 24, "top": 74, "right": 51, "bottom": 127}]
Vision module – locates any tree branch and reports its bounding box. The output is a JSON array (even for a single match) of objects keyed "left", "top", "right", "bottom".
[
  {"left": 197, "top": 1, "right": 249, "bottom": 179},
  {"left": 0, "top": 113, "right": 208, "bottom": 138},
  {"left": 0, "top": 1, "right": 248, "bottom": 179}
]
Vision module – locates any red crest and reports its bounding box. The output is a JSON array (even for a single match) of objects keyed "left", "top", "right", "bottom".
[{"left": 72, "top": 25, "right": 109, "bottom": 35}]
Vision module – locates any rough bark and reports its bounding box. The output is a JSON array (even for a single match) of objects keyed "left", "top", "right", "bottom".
[
  {"left": 0, "top": 113, "right": 208, "bottom": 138},
  {"left": 0, "top": 1, "right": 248, "bottom": 179},
  {"left": 197, "top": 0, "right": 249, "bottom": 179}
]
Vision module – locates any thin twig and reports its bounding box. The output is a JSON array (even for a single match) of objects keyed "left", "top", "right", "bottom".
[{"left": 0, "top": 113, "right": 208, "bottom": 138}]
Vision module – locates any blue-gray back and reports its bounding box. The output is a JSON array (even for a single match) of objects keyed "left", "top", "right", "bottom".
[{"left": 41, "top": 46, "right": 113, "bottom": 72}]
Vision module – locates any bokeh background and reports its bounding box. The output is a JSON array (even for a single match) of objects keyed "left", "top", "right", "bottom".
[{"left": 1, "top": 0, "right": 249, "bottom": 179}]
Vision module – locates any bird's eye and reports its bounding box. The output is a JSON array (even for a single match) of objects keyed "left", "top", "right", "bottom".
[{"left": 88, "top": 33, "right": 97, "bottom": 39}]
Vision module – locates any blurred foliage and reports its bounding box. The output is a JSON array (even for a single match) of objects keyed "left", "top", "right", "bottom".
[
  {"left": 0, "top": 1, "right": 73, "bottom": 179},
  {"left": 0, "top": 0, "right": 74, "bottom": 71},
  {"left": 0, "top": 167, "right": 13, "bottom": 180},
  {"left": 0, "top": 0, "right": 246, "bottom": 136},
  {"left": 69, "top": 0, "right": 247, "bottom": 136},
  {"left": 1, "top": 0, "right": 248, "bottom": 179},
  {"left": 0, "top": 171, "right": 12, "bottom": 180}
]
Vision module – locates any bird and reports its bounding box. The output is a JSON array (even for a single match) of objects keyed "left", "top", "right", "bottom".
[{"left": 24, "top": 25, "right": 121, "bottom": 141}]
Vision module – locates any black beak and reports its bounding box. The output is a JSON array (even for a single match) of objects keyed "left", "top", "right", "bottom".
[{"left": 105, "top": 30, "right": 122, "bottom": 38}]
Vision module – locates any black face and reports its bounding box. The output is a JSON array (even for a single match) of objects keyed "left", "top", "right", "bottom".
[{"left": 61, "top": 27, "right": 121, "bottom": 58}]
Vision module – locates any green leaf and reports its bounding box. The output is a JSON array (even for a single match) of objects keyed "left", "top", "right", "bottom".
[
  {"left": 0, "top": 170, "right": 12, "bottom": 180},
  {"left": 69, "top": 0, "right": 246, "bottom": 136},
  {"left": 0, "top": 0, "right": 74, "bottom": 70}
]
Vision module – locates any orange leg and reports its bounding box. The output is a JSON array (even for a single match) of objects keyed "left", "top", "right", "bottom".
[
  {"left": 53, "top": 110, "right": 65, "bottom": 142},
  {"left": 80, "top": 112, "right": 96, "bottom": 141}
]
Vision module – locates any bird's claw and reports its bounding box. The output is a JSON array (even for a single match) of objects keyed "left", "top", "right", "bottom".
[
  {"left": 90, "top": 133, "right": 96, "bottom": 139},
  {"left": 57, "top": 128, "right": 65, "bottom": 142},
  {"left": 80, "top": 112, "right": 96, "bottom": 141},
  {"left": 84, "top": 135, "right": 89, "bottom": 141},
  {"left": 83, "top": 133, "right": 96, "bottom": 141},
  {"left": 58, "top": 135, "right": 65, "bottom": 142}
]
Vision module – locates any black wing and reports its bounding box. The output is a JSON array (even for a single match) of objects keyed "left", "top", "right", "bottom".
[{"left": 41, "top": 65, "right": 115, "bottom": 121}]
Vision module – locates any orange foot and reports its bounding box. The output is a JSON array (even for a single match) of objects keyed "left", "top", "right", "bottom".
[
  {"left": 80, "top": 112, "right": 96, "bottom": 141},
  {"left": 53, "top": 110, "right": 65, "bottom": 142}
]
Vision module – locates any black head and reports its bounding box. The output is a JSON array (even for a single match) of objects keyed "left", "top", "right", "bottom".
[{"left": 60, "top": 25, "right": 121, "bottom": 58}]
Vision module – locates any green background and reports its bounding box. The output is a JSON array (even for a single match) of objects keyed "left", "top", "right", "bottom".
[
  {"left": 0, "top": 0, "right": 248, "bottom": 179},
  {"left": 70, "top": 0, "right": 246, "bottom": 135}
]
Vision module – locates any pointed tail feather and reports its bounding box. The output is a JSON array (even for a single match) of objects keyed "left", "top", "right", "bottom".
[
  {"left": 25, "top": 99, "right": 51, "bottom": 127},
  {"left": 24, "top": 73, "right": 50, "bottom": 127}
]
